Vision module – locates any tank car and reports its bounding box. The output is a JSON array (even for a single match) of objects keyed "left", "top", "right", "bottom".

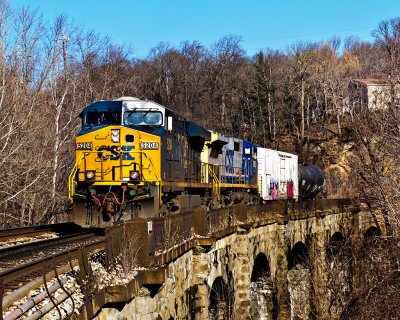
[{"left": 298, "top": 164, "right": 325, "bottom": 199}]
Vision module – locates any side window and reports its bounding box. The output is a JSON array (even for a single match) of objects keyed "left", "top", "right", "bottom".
[
  {"left": 86, "top": 110, "right": 120, "bottom": 126},
  {"left": 86, "top": 111, "right": 98, "bottom": 126},
  {"left": 166, "top": 113, "right": 174, "bottom": 132}
]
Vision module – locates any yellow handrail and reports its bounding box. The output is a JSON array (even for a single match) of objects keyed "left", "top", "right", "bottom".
[
  {"left": 208, "top": 165, "right": 220, "bottom": 197},
  {"left": 68, "top": 150, "right": 161, "bottom": 202},
  {"left": 68, "top": 152, "right": 85, "bottom": 202},
  {"left": 141, "top": 152, "right": 160, "bottom": 181}
]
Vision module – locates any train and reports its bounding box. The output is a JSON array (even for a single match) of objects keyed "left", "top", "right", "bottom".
[{"left": 68, "top": 97, "right": 324, "bottom": 228}]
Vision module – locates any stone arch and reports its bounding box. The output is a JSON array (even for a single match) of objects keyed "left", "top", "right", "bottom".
[
  {"left": 287, "top": 242, "right": 311, "bottom": 319},
  {"left": 209, "top": 276, "right": 234, "bottom": 320},
  {"left": 361, "top": 225, "right": 383, "bottom": 268},
  {"left": 251, "top": 252, "right": 271, "bottom": 281},
  {"left": 288, "top": 241, "right": 309, "bottom": 270},
  {"left": 325, "top": 231, "right": 352, "bottom": 318},
  {"left": 326, "top": 231, "right": 346, "bottom": 260},
  {"left": 251, "top": 227, "right": 278, "bottom": 280},
  {"left": 250, "top": 253, "right": 277, "bottom": 319},
  {"left": 207, "top": 247, "right": 233, "bottom": 293},
  {"left": 364, "top": 226, "right": 381, "bottom": 238}
]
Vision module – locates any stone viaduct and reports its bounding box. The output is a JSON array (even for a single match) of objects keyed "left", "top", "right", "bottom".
[{"left": 87, "top": 200, "right": 383, "bottom": 320}]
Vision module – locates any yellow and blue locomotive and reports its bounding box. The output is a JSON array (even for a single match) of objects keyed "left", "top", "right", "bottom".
[{"left": 68, "top": 97, "right": 258, "bottom": 227}]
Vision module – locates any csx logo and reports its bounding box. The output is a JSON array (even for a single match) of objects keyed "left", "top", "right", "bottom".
[{"left": 97, "top": 145, "right": 134, "bottom": 161}]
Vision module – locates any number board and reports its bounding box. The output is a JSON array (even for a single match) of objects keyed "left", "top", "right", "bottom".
[
  {"left": 140, "top": 142, "right": 159, "bottom": 150},
  {"left": 76, "top": 142, "right": 93, "bottom": 150}
]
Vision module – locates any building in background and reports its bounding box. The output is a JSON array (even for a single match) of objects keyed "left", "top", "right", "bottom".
[{"left": 348, "top": 78, "right": 391, "bottom": 111}]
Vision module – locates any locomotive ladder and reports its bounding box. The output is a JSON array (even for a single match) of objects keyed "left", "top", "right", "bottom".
[
  {"left": 208, "top": 165, "right": 220, "bottom": 197},
  {"left": 68, "top": 152, "right": 85, "bottom": 201}
]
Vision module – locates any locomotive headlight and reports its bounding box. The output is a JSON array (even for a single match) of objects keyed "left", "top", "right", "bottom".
[
  {"left": 85, "top": 170, "right": 95, "bottom": 181},
  {"left": 129, "top": 170, "right": 140, "bottom": 182},
  {"left": 111, "top": 129, "right": 120, "bottom": 143}
]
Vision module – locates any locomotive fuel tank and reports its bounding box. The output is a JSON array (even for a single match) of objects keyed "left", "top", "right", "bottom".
[{"left": 298, "top": 164, "right": 325, "bottom": 198}]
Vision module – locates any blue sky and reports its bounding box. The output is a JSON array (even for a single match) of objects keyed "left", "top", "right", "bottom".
[{"left": 8, "top": 0, "right": 400, "bottom": 57}]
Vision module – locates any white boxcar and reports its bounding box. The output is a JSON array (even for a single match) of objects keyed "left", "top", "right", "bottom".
[{"left": 257, "top": 147, "right": 298, "bottom": 201}]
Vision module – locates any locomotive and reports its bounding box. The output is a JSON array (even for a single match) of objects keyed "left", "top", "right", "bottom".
[{"left": 68, "top": 97, "right": 324, "bottom": 228}]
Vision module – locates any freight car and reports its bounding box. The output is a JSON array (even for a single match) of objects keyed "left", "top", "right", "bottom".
[
  {"left": 256, "top": 149, "right": 324, "bottom": 202},
  {"left": 68, "top": 97, "right": 324, "bottom": 228}
]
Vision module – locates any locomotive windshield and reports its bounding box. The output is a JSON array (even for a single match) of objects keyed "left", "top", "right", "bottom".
[
  {"left": 124, "top": 110, "right": 163, "bottom": 126},
  {"left": 85, "top": 110, "right": 121, "bottom": 127}
]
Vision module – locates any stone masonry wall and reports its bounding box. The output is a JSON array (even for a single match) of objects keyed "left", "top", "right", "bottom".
[{"left": 95, "top": 209, "right": 380, "bottom": 320}]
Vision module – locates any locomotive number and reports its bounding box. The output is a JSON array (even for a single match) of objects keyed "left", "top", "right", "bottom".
[
  {"left": 76, "top": 142, "right": 93, "bottom": 150},
  {"left": 140, "top": 142, "right": 159, "bottom": 150}
]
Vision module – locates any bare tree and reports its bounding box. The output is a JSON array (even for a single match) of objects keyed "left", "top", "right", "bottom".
[{"left": 288, "top": 42, "right": 318, "bottom": 142}]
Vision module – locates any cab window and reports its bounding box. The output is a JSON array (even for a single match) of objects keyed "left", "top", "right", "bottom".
[
  {"left": 124, "top": 111, "right": 163, "bottom": 126},
  {"left": 85, "top": 110, "right": 121, "bottom": 127}
]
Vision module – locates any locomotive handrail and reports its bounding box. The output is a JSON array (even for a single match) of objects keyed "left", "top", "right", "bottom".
[
  {"left": 211, "top": 164, "right": 255, "bottom": 187},
  {"left": 208, "top": 165, "right": 220, "bottom": 196},
  {"left": 141, "top": 152, "right": 160, "bottom": 181},
  {"left": 68, "top": 152, "right": 85, "bottom": 201},
  {"left": 68, "top": 150, "right": 161, "bottom": 200}
]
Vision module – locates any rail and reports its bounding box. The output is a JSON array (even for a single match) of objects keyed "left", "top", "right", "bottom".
[
  {"left": 0, "top": 238, "right": 105, "bottom": 320},
  {"left": 0, "top": 223, "right": 84, "bottom": 242},
  {"left": 0, "top": 239, "right": 104, "bottom": 287},
  {"left": 0, "top": 232, "right": 103, "bottom": 272}
]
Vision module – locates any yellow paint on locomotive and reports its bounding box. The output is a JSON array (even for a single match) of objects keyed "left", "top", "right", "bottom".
[{"left": 73, "top": 126, "right": 161, "bottom": 187}]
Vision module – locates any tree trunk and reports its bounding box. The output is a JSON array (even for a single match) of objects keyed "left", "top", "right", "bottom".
[{"left": 301, "top": 78, "right": 305, "bottom": 141}]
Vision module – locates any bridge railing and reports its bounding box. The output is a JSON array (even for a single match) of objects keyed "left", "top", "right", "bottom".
[
  {"left": 153, "top": 211, "right": 194, "bottom": 254},
  {"left": 105, "top": 199, "right": 356, "bottom": 268}
]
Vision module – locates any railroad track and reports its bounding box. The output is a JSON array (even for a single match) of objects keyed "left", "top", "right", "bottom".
[
  {"left": 0, "top": 238, "right": 105, "bottom": 289},
  {"left": 0, "top": 231, "right": 104, "bottom": 272},
  {"left": 0, "top": 223, "right": 85, "bottom": 245},
  {"left": 0, "top": 227, "right": 106, "bottom": 319},
  {"left": 0, "top": 224, "right": 105, "bottom": 291},
  {"left": 0, "top": 238, "right": 105, "bottom": 319}
]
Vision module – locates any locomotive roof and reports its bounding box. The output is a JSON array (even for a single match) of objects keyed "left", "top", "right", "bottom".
[
  {"left": 81, "top": 97, "right": 183, "bottom": 117},
  {"left": 79, "top": 97, "right": 211, "bottom": 140}
]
